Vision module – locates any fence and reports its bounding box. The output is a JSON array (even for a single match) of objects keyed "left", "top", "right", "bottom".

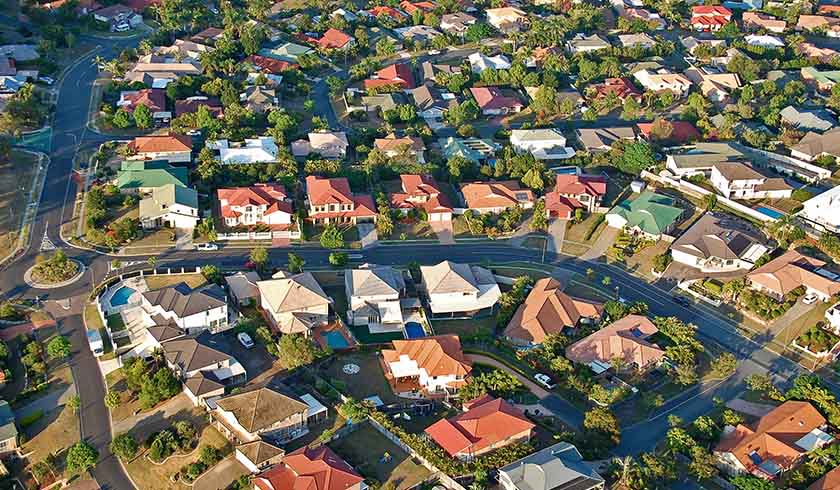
[
  {"left": 734, "top": 143, "right": 832, "bottom": 183},
  {"left": 640, "top": 170, "right": 776, "bottom": 224},
  {"left": 216, "top": 230, "right": 301, "bottom": 241}
]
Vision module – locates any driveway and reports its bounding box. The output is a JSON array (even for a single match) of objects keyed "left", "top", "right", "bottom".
[
  {"left": 198, "top": 331, "right": 275, "bottom": 379},
  {"left": 430, "top": 221, "right": 455, "bottom": 244},
  {"left": 725, "top": 398, "right": 777, "bottom": 417},
  {"left": 580, "top": 225, "right": 620, "bottom": 261},
  {"left": 464, "top": 353, "right": 583, "bottom": 430},
  {"left": 193, "top": 455, "right": 250, "bottom": 490},
  {"left": 358, "top": 223, "right": 378, "bottom": 249},
  {"left": 768, "top": 298, "right": 815, "bottom": 338},
  {"left": 547, "top": 219, "right": 568, "bottom": 254}
]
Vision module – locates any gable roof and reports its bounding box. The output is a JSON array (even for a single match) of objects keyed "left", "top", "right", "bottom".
[
  {"left": 117, "top": 160, "right": 190, "bottom": 190},
  {"left": 500, "top": 442, "right": 605, "bottom": 490},
  {"left": 460, "top": 181, "right": 534, "bottom": 210},
  {"left": 254, "top": 445, "right": 363, "bottom": 490},
  {"left": 128, "top": 133, "right": 193, "bottom": 153},
  {"left": 566, "top": 315, "right": 664, "bottom": 369},
  {"left": 258, "top": 272, "right": 331, "bottom": 315},
  {"left": 139, "top": 184, "right": 199, "bottom": 220},
  {"left": 237, "top": 440, "right": 285, "bottom": 468},
  {"left": 143, "top": 282, "right": 226, "bottom": 317},
  {"left": 306, "top": 176, "right": 354, "bottom": 205},
  {"left": 421, "top": 261, "right": 495, "bottom": 294},
  {"left": 382, "top": 335, "right": 472, "bottom": 377},
  {"left": 671, "top": 212, "right": 766, "bottom": 262},
  {"left": 346, "top": 265, "right": 406, "bottom": 298},
  {"left": 161, "top": 337, "right": 232, "bottom": 373},
  {"left": 504, "top": 278, "right": 604, "bottom": 344},
  {"left": 425, "top": 396, "right": 535, "bottom": 456},
  {"left": 792, "top": 128, "right": 840, "bottom": 158},
  {"left": 608, "top": 192, "right": 683, "bottom": 235},
  {"left": 217, "top": 386, "right": 309, "bottom": 433},
  {"left": 747, "top": 249, "right": 840, "bottom": 297}
]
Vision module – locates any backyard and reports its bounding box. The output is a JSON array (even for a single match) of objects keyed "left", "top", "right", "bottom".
[
  {"left": 329, "top": 424, "right": 432, "bottom": 490},
  {"left": 144, "top": 273, "right": 207, "bottom": 290},
  {"left": 0, "top": 150, "right": 40, "bottom": 253},
  {"left": 431, "top": 317, "right": 496, "bottom": 340},
  {"left": 321, "top": 352, "right": 398, "bottom": 405},
  {"left": 21, "top": 404, "right": 80, "bottom": 477}
]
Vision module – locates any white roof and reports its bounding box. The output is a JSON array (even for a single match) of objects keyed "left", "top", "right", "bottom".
[
  {"left": 300, "top": 393, "right": 328, "bottom": 418},
  {"left": 218, "top": 137, "right": 278, "bottom": 164},
  {"left": 795, "top": 428, "right": 834, "bottom": 451},
  {"left": 468, "top": 52, "right": 511, "bottom": 72}
]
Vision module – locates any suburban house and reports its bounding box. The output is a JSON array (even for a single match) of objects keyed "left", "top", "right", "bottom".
[
  {"left": 93, "top": 4, "right": 141, "bottom": 30},
  {"left": 0, "top": 401, "right": 17, "bottom": 455},
  {"left": 499, "top": 442, "right": 606, "bottom": 490},
  {"left": 714, "top": 401, "right": 833, "bottom": 479},
  {"left": 234, "top": 440, "right": 284, "bottom": 474},
  {"left": 622, "top": 9, "right": 666, "bottom": 29},
  {"left": 682, "top": 36, "right": 727, "bottom": 54},
  {"left": 217, "top": 184, "right": 293, "bottom": 228},
  {"left": 213, "top": 386, "right": 309, "bottom": 444},
  {"left": 241, "top": 86, "right": 277, "bottom": 113},
  {"left": 470, "top": 87, "right": 523, "bottom": 116},
  {"left": 257, "top": 272, "right": 332, "bottom": 334},
  {"left": 504, "top": 278, "right": 604, "bottom": 348},
  {"left": 292, "top": 132, "right": 349, "bottom": 159},
  {"left": 797, "top": 15, "right": 840, "bottom": 36},
  {"left": 367, "top": 5, "right": 406, "bottom": 19},
  {"left": 684, "top": 68, "right": 741, "bottom": 103},
  {"left": 606, "top": 192, "right": 684, "bottom": 239},
  {"left": 421, "top": 60, "right": 462, "bottom": 82},
  {"left": 127, "top": 134, "right": 193, "bottom": 163},
  {"left": 225, "top": 271, "right": 261, "bottom": 307},
  {"left": 258, "top": 42, "right": 313, "bottom": 63},
  {"left": 710, "top": 162, "right": 793, "bottom": 200},
  {"left": 690, "top": 5, "right": 733, "bottom": 31},
  {"left": 747, "top": 250, "right": 840, "bottom": 302},
  {"left": 304, "top": 176, "right": 377, "bottom": 224},
  {"left": 345, "top": 265, "right": 406, "bottom": 329},
  {"left": 440, "top": 12, "right": 476, "bottom": 34},
  {"left": 420, "top": 261, "right": 501, "bottom": 317},
  {"left": 467, "top": 52, "right": 512, "bottom": 73},
  {"left": 425, "top": 395, "right": 535, "bottom": 459},
  {"left": 618, "top": 33, "right": 657, "bottom": 48},
  {"left": 742, "top": 11, "right": 786, "bottom": 32},
  {"left": 400, "top": 0, "right": 435, "bottom": 15},
  {"left": 441, "top": 137, "right": 500, "bottom": 164},
  {"left": 141, "top": 283, "right": 229, "bottom": 335},
  {"left": 138, "top": 184, "right": 199, "bottom": 230},
  {"left": 591, "top": 78, "right": 642, "bottom": 102},
  {"left": 373, "top": 134, "right": 426, "bottom": 163},
  {"left": 575, "top": 127, "right": 636, "bottom": 152},
  {"left": 389, "top": 174, "right": 453, "bottom": 222},
  {"left": 801, "top": 67, "right": 840, "bottom": 93},
  {"left": 410, "top": 85, "right": 457, "bottom": 120},
  {"left": 394, "top": 25, "right": 442, "bottom": 42},
  {"left": 460, "top": 181, "right": 535, "bottom": 214},
  {"left": 808, "top": 466, "right": 840, "bottom": 490},
  {"left": 209, "top": 137, "right": 278, "bottom": 165},
  {"left": 246, "top": 55, "right": 297, "bottom": 74},
  {"left": 510, "top": 129, "right": 575, "bottom": 161},
  {"left": 545, "top": 174, "right": 608, "bottom": 218},
  {"left": 116, "top": 160, "right": 189, "bottom": 194},
  {"left": 254, "top": 446, "right": 364, "bottom": 490},
  {"left": 485, "top": 7, "right": 529, "bottom": 32},
  {"left": 380, "top": 335, "right": 472, "bottom": 398},
  {"left": 312, "top": 28, "right": 354, "bottom": 50},
  {"left": 633, "top": 69, "right": 693, "bottom": 96},
  {"left": 123, "top": 55, "right": 202, "bottom": 86},
  {"left": 637, "top": 120, "right": 701, "bottom": 143},
  {"left": 669, "top": 213, "right": 769, "bottom": 274},
  {"left": 798, "top": 43, "right": 840, "bottom": 63},
  {"left": 799, "top": 185, "right": 840, "bottom": 233},
  {"left": 566, "top": 315, "right": 665, "bottom": 374},
  {"left": 566, "top": 33, "right": 611, "bottom": 54},
  {"left": 745, "top": 35, "right": 785, "bottom": 48},
  {"left": 175, "top": 96, "right": 223, "bottom": 118},
  {"left": 160, "top": 337, "right": 245, "bottom": 390},
  {"left": 665, "top": 142, "right": 745, "bottom": 177},
  {"left": 117, "top": 88, "right": 165, "bottom": 114},
  {"left": 781, "top": 106, "right": 837, "bottom": 132},
  {"left": 364, "top": 63, "right": 416, "bottom": 91}
]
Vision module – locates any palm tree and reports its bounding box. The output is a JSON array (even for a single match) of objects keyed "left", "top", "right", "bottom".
[{"left": 614, "top": 456, "right": 636, "bottom": 490}]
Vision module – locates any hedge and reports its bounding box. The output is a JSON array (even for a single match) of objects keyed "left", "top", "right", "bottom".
[
  {"left": 583, "top": 214, "right": 606, "bottom": 241},
  {"left": 20, "top": 409, "right": 44, "bottom": 428}
]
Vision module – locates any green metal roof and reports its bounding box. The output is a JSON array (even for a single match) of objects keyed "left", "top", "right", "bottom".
[
  {"left": 0, "top": 401, "right": 17, "bottom": 443},
  {"left": 117, "top": 161, "right": 189, "bottom": 190},
  {"left": 608, "top": 191, "right": 683, "bottom": 236}
]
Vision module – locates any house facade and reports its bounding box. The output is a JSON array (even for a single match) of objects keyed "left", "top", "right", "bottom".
[
  {"left": 380, "top": 335, "right": 472, "bottom": 398},
  {"left": 257, "top": 272, "right": 331, "bottom": 335},
  {"left": 217, "top": 184, "right": 292, "bottom": 228},
  {"left": 141, "top": 283, "right": 229, "bottom": 335},
  {"left": 213, "top": 387, "right": 309, "bottom": 444},
  {"left": 420, "top": 261, "right": 501, "bottom": 317},
  {"left": 710, "top": 162, "right": 793, "bottom": 200},
  {"left": 305, "top": 176, "right": 377, "bottom": 225}
]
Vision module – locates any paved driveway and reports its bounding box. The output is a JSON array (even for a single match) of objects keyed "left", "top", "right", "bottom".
[
  {"left": 580, "top": 225, "right": 620, "bottom": 261},
  {"left": 111, "top": 392, "right": 194, "bottom": 434},
  {"left": 430, "top": 221, "right": 455, "bottom": 244},
  {"left": 768, "top": 298, "right": 815, "bottom": 338},
  {"left": 547, "top": 219, "right": 567, "bottom": 253},
  {"left": 358, "top": 224, "right": 378, "bottom": 249},
  {"left": 193, "top": 455, "right": 250, "bottom": 490}
]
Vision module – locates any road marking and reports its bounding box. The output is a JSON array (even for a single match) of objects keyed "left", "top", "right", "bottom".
[{"left": 40, "top": 223, "right": 56, "bottom": 251}]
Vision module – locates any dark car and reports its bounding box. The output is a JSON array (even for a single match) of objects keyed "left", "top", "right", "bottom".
[{"left": 673, "top": 295, "right": 691, "bottom": 307}]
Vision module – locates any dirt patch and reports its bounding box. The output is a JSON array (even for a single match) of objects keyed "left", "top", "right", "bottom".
[{"left": 0, "top": 150, "right": 40, "bottom": 253}]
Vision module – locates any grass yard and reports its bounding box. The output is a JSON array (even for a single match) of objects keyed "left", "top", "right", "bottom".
[
  {"left": 21, "top": 404, "right": 79, "bottom": 471},
  {"left": 564, "top": 213, "right": 606, "bottom": 246},
  {"left": 330, "top": 424, "right": 431, "bottom": 490},
  {"left": 391, "top": 220, "right": 436, "bottom": 240},
  {"left": 105, "top": 369, "right": 139, "bottom": 423},
  {"left": 0, "top": 150, "right": 40, "bottom": 253},
  {"left": 321, "top": 353, "right": 398, "bottom": 404},
  {"left": 84, "top": 303, "right": 104, "bottom": 330},
  {"left": 431, "top": 317, "right": 496, "bottom": 338},
  {"left": 562, "top": 277, "right": 616, "bottom": 302},
  {"left": 125, "top": 228, "right": 178, "bottom": 249},
  {"left": 144, "top": 274, "right": 207, "bottom": 290},
  {"left": 107, "top": 313, "right": 126, "bottom": 332},
  {"left": 491, "top": 265, "right": 553, "bottom": 281},
  {"left": 620, "top": 240, "right": 670, "bottom": 282},
  {"left": 126, "top": 426, "right": 230, "bottom": 490}
]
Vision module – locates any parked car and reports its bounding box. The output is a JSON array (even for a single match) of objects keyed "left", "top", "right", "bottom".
[
  {"left": 114, "top": 22, "right": 130, "bottom": 32},
  {"left": 37, "top": 76, "right": 54, "bottom": 85},
  {"left": 534, "top": 373, "right": 556, "bottom": 390},
  {"left": 194, "top": 242, "right": 219, "bottom": 251},
  {"left": 673, "top": 295, "right": 691, "bottom": 307},
  {"left": 803, "top": 293, "right": 819, "bottom": 305},
  {"left": 237, "top": 332, "right": 254, "bottom": 349}
]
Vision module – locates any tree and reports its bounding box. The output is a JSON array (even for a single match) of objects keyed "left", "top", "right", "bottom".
[
  {"left": 583, "top": 407, "right": 621, "bottom": 450},
  {"left": 617, "top": 142, "right": 654, "bottom": 175},
  {"left": 688, "top": 446, "right": 717, "bottom": 480},
  {"left": 531, "top": 85, "right": 558, "bottom": 119},
  {"left": 202, "top": 265, "right": 221, "bottom": 284},
  {"left": 277, "top": 334, "right": 320, "bottom": 369},
  {"left": 531, "top": 200, "right": 548, "bottom": 232},
  {"left": 319, "top": 225, "right": 345, "bottom": 249},
  {"left": 110, "top": 433, "right": 138, "bottom": 461},
  {"left": 47, "top": 336, "right": 71, "bottom": 359},
  {"left": 104, "top": 391, "right": 120, "bottom": 409},
  {"left": 67, "top": 395, "right": 81, "bottom": 414},
  {"left": 731, "top": 475, "right": 775, "bottom": 490},
  {"left": 710, "top": 352, "right": 737, "bottom": 378},
  {"left": 329, "top": 252, "right": 349, "bottom": 267},
  {"left": 703, "top": 193, "right": 717, "bottom": 211},
  {"left": 65, "top": 441, "right": 98, "bottom": 475},
  {"left": 133, "top": 104, "right": 152, "bottom": 130},
  {"left": 250, "top": 246, "right": 269, "bottom": 270},
  {"left": 112, "top": 108, "right": 132, "bottom": 129},
  {"left": 288, "top": 252, "right": 305, "bottom": 273},
  {"left": 196, "top": 148, "right": 221, "bottom": 183}
]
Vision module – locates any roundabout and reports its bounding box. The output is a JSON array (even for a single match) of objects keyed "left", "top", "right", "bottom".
[{"left": 23, "top": 257, "right": 86, "bottom": 289}]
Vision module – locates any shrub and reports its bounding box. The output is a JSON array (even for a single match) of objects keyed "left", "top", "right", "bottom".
[
  {"left": 19, "top": 410, "right": 43, "bottom": 428},
  {"left": 583, "top": 214, "right": 606, "bottom": 241}
]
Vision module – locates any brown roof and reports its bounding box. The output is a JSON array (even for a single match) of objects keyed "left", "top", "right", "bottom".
[
  {"left": 565, "top": 315, "right": 664, "bottom": 369},
  {"left": 747, "top": 250, "right": 840, "bottom": 297},
  {"left": 714, "top": 162, "right": 765, "bottom": 181},
  {"left": 216, "top": 386, "right": 308, "bottom": 433},
  {"left": 809, "top": 466, "right": 840, "bottom": 490},
  {"left": 382, "top": 335, "right": 472, "bottom": 378},
  {"left": 128, "top": 133, "right": 193, "bottom": 153},
  {"left": 374, "top": 135, "right": 425, "bottom": 153},
  {"left": 237, "top": 440, "right": 285, "bottom": 467},
  {"left": 715, "top": 401, "right": 827, "bottom": 475},
  {"left": 460, "top": 181, "right": 534, "bottom": 210},
  {"left": 184, "top": 371, "right": 224, "bottom": 397},
  {"left": 671, "top": 212, "right": 765, "bottom": 262},
  {"left": 504, "top": 278, "right": 604, "bottom": 344}
]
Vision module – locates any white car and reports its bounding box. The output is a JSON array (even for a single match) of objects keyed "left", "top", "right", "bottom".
[
  {"left": 534, "top": 373, "right": 556, "bottom": 390},
  {"left": 237, "top": 332, "right": 254, "bottom": 349},
  {"left": 803, "top": 293, "right": 820, "bottom": 305},
  {"left": 37, "top": 76, "right": 54, "bottom": 85},
  {"left": 114, "top": 23, "right": 130, "bottom": 32},
  {"left": 194, "top": 243, "right": 219, "bottom": 251}
]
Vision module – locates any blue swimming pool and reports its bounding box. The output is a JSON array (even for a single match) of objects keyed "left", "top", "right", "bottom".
[
  {"left": 553, "top": 166, "right": 579, "bottom": 175},
  {"left": 404, "top": 322, "right": 425, "bottom": 339},
  {"left": 755, "top": 206, "right": 785, "bottom": 220},
  {"left": 110, "top": 286, "right": 136, "bottom": 307},
  {"left": 322, "top": 331, "right": 350, "bottom": 349}
]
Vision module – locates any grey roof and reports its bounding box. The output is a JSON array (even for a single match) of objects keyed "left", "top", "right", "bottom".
[
  {"left": 410, "top": 85, "right": 456, "bottom": 112},
  {"left": 0, "top": 401, "right": 16, "bottom": 443},
  {"left": 421, "top": 261, "right": 495, "bottom": 294},
  {"left": 618, "top": 33, "right": 656, "bottom": 47},
  {"left": 143, "top": 283, "right": 226, "bottom": 318},
  {"left": 346, "top": 265, "right": 406, "bottom": 298},
  {"left": 791, "top": 128, "right": 840, "bottom": 158},
  {"left": 667, "top": 142, "right": 744, "bottom": 169},
  {"left": 216, "top": 386, "right": 308, "bottom": 433},
  {"left": 671, "top": 212, "right": 766, "bottom": 261},
  {"left": 139, "top": 184, "right": 198, "bottom": 220},
  {"left": 256, "top": 272, "right": 331, "bottom": 314},
  {"left": 575, "top": 127, "right": 636, "bottom": 151},
  {"left": 500, "top": 442, "right": 604, "bottom": 490},
  {"left": 237, "top": 440, "right": 285, "bottom": 466},
  {"left": 421, "top": 61, "right": 462, "bottom": 81},
  {"left": 780, "top": 106, "right": 836, "bottom": 132},
  {"left": 162, "top": 338, "right": 232, "bottom": 373},
  {"left": 184, "top": 371, "right": 225, "bottom": 397},
  {"left": 225, "top": 271, "right": 261, "bottom": 301}
]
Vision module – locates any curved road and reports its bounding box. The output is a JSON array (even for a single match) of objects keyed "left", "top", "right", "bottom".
[{"left": 0, "top": 29, "right": 835, "bottom": 489}]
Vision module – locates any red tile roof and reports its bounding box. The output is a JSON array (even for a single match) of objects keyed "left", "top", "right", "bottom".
[
  {"left": 594, "top": 78, "right": 642, "bottom": 100},
  {"left": 128, "top": 133, "right": 193, "bottom": 153},
  {"left": 318, "top": 28, "right": 353, "bottom": 49},
  {"left": 382, "top": 335, "right": 472, "bottom": 378},
  {"left": 552, "top": 174, "right": 607, "bottom": 197},
  {"left": 364, "top": 63, "right": 416, "bottom": 90},
  {"left": 460, "top": 181, "right": 534, "bottom": 210},
  {"left": 368, "top": 5, "right": 406, "bottom": 19},
  {"left": 122, "top": 88, "right": 166, "bottom": 113},
  {"left": 636, "top": 120, "right": 701, "bottom": 142},
  {"left": 390, "top": 174, "right": 453, "bottom": 214},
  {"left": 306, "top": 176, "right": 354, "bottom": 206},
  {"left": 470, "top": 87, "right": 523, "bottom": 111},
  {"left": 425, "top": 396, "right": 535, "bottom": 457},
  {"left": 400, "top": 0, "right": 436, "bottom": 14},
  {"left": 254, "top": 446, "right": 363, "bottom": 490},
  {"left": 246, "top": 54, "right": 298, "bottom": 73},
  {"left": 174, "top": 96, "right": 223, "bottom": 117},
  {"left": 218, "top": 184, "right": 292, "bottom": 220},
  {"left": 692, "top": 5, "right": 732, "bottom": 16}
]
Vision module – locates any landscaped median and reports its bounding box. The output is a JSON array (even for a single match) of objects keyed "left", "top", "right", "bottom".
[{"left": 24, "top": 251, "right": 85, "bottom": 288}]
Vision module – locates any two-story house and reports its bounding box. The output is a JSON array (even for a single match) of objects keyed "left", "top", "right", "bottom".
[
  {"left": 257, "top": 272, "right": 332, "bottom": 334},
  {"left": 461, "top": 181, "right": 535, "bottom": 214},
  {"left": 545, "top": 174, "right": 607, "bottom": 219},
  {"left": 380, "top": 335, "right": 472, "bottom": 398},
  {"left": 213, "top": 386, "right": 310, "bottom": 444},
  {"left": 217, "top": 184, "right": 293, "bottom": 228},
  {"left": 305, "top": 176, "right": 377, "bottom": 225},
  {"left": 420, "top": 261, "right": 501, "bottom": 318},
  {"left": 670, "top": 213, "right": 769, "bottom": 274},
  {"left": 0, "top": 401, "right": 17, "bottom": 455},
  {"left": 499, "top": 443, "right": 605, "bottom": 490},
  {"left": 389, "top": 174, "right": 453, "bottom": 222},
  {"left": 138, "top": 184, "right": 199, "bottom": 231},
  {"left": 254, "top": 446, "right": 365, "bottom": 490},
  {"left": 141, "top": 283, "right": 229, "bottom": 335},
  {"left": 126, "top": 134, "right": 193, "bottom": 163},
  {"left": 345, "top": 265, "right": 406, "bottom": 330},
  {"left": 710, "top": 162, "right": 792, "bottom": 200},
  {"left": 510, "top": 129, "right": 575, "bottom": 161}
]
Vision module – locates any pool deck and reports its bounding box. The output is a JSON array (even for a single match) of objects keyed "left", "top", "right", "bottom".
[{"left": 314, "top": 321, "right": 357, "bottom": 350}]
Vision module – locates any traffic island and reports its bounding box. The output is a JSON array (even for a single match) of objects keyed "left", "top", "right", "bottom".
[{"left": 23, "top": 252, "right": 86, "bottom": 289}]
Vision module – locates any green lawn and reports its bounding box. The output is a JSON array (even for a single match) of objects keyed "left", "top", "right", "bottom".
[
  {"left": 107, "top": 314, "right": 126, "bottom": 332},
  {"left": 329, "top": 424, "right": 432, "bottom": 490},
  {"left": 322, "top": 352, "right": 398, "bottom": 404},
  {"left": 84, "top": 303, "right": 104, "bottom": 330},
  {"left": 144, "top": 274, "right": 207, "bottom": 290},
  {"left": 431, "top": 317, "right": 496, "bottom": 338}
]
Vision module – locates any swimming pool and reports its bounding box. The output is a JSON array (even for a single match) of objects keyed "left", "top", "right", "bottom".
[
  {"left": 552, "top": 166, "right": 580, "bottom": 175},
  {"left": 404, "top": 322, "right": 425, "bottom": 339},
  {"left": 754, "top": 206, "right": 784, "bottom": 220},
  {"left": 322, "top": 331, "right": 350, "bottom": 349},
  {"left": 110, "top": 286, "right": 136, "bottom": 307}
]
